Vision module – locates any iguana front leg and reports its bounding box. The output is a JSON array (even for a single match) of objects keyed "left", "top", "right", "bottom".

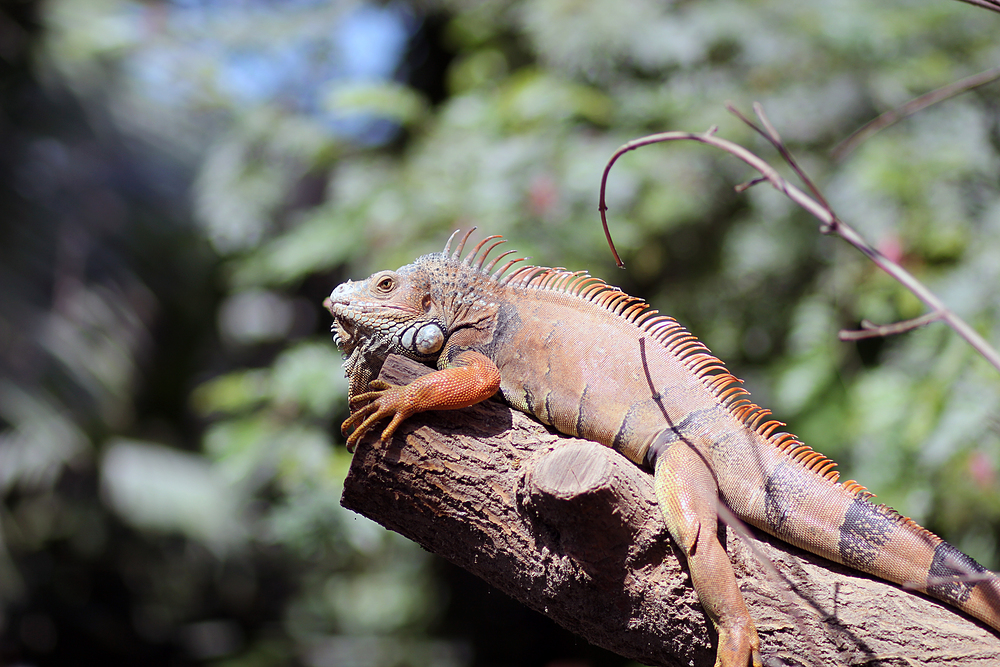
[
  {"left": 653, "top": 438, "right": 762, "bottom": 667},
  {"left": 343, "top": 350, "right": 501, "bottom": 450}
]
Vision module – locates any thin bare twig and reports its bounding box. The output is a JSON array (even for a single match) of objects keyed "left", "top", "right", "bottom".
[
  {"left": 912, "top": 570, "right": 1000, "bottom": 589},
  {"left": 597, "top": 112, "right": 1000, "bottom": 373},
  {"left": 729, "top": 103, "right": 834, "bottom": 216},
  {"left": 832, "top": 65, "right": 1000, "bottom": 161},
  {"left": 598, "top": 126, "right": 724, "bottom": 268},
  {"left": 838, "top": 312, "right": 945, "bottom": 341},
  {"left": 952, "top": 0, "right": 1000, "bottom": 14},
  {"left": 735, "top": 176, "right": 769, "bottom": 193}
]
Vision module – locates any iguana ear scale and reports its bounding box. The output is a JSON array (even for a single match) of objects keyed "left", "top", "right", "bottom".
[{"left": 399, "top": 322, "right": 445, "bottom": 355}]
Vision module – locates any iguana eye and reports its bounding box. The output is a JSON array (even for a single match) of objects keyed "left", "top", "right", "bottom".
[{"left": 374, "top": 275, "right": 396, "bottom": 294}]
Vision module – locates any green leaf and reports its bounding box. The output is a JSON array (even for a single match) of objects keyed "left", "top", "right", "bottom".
[
  {"left": 497, "top": 69, "right": 613, "bottom": 128},
  {"left": 229, "top": 209, "right": 365, "bottom": 288},
  {"left": 191, "top": 369, "right": 272, "bottom": 417},
  {"left": 322, "top": 81, "right": 429, "bottom": 127},
  {"left": 101, "top": 439, "right": 244, "bottom": 551},
  {"left": 272, "top": 342, "right": 348, "bottom": 417}
]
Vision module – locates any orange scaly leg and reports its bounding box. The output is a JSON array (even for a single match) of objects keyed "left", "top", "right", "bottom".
[
  {"left": 342, "top": 350, "right": 501, "bottom": 450},
  {"left": 653, "top": 439, "right": 762, "bottom": 667}
]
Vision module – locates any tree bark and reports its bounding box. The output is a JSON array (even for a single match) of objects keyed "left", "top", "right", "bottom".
[{"left": 341, "top": 354, "right": 1000, "bottom": 667}]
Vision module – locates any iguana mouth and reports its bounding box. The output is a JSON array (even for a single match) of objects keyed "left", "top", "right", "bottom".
[
  {"left": 331, "top": 318, "right": 356, "bottom": 354},
  {"left": 324, "top": 296, "right": 358, "bottom": 355}
]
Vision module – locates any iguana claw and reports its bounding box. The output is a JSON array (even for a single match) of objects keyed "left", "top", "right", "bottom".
[
  {"left": 341, "top": 380, "right": 412, "bottom": 451},
  {"left": 348, "top": 380, "right": 392, "bottom": 410},
  {"left": 340, "top": 351, "right": 501, "bottom": 452}
]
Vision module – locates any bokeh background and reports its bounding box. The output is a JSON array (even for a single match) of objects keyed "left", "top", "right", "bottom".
[{"left": 2, "top": 0, "right": 1000, "bottom": 665}]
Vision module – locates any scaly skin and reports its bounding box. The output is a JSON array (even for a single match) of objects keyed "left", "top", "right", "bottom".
[{"left": 325, "top": 230, "right": 1000, "bottom": 667}]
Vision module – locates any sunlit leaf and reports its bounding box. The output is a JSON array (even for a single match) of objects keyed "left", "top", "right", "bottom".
[
  {"left": 0, "top": 383, "right": 90, "bottom": 494},
  {"left": 191, "top": 369, "right": 272, "bottom": 417},
  {"left": 323, "top": 81, "right": 429, "bottom": 127},
  {"left": 101, "top": 439, "right": 245, "bottom": 552},
  {"left": 229, "top": 209, "right": 365, "bottom": 288},
  {"left": 271, "top": 342, "right": 348, "bottom": 417}
]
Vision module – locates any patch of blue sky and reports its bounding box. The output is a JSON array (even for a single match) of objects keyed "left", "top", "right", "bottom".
[
  {"left": 219, "top": 47, "right": 308, "bottom": 106},
  {"left": 323, "top": 4, "right": 419, "bottom": 144},
  {"left": 125, "top": 45, "right": 200, "bottom": 106},
  {"left": 134, "top": 0, "right": 418, "bottom": 144},
  {"left": 335, "top": 3, "right": 415, "bottom": 82}
]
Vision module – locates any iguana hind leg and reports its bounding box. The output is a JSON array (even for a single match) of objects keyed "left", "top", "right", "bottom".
[{"left": 653, "top": 439, "right": 762, "bottom": 667}]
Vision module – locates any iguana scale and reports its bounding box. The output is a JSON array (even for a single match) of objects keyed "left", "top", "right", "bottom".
[{"left": 324, "top": 229, "right": 1000, "bottom": 667}]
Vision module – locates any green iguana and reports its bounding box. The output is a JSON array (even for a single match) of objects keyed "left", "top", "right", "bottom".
[{"left": 324, "top": 229, "right": 1000, "bottom": 667}]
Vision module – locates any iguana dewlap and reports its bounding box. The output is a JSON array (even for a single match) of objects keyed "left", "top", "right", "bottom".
[{"left": 325, "top": 230, "right": 1000, "bottom": 667}]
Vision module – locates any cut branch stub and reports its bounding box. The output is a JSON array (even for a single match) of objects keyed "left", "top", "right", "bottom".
[
  {"left": 523, "top": 441, "right": 660, "bottom": 568},
  {"left": 340, "top": 354, "right": 1000, "bottom": 667}
]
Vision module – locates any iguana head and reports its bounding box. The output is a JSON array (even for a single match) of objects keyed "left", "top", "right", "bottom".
[
  {"left": 324, "top": 230, "right": 509, "bottom": 397},
  {"left": 325, "top": 261, "right": 446, "bottom": 366},
  {"left": 327, "top": 255, "right": 463, "bottom": 400}
]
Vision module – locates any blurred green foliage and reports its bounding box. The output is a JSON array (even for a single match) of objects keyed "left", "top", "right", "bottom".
[{"left": 2, "top": 0, "right": 1000, "bottom": 665}]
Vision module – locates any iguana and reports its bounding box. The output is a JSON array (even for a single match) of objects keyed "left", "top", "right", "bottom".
[{"left": 324, "top": 229, "right": 1000, "bottom": 667}]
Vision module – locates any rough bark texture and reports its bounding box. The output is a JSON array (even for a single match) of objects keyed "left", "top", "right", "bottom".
[{"left": 340, "top": 354, "right": 1000, "bottom": 667}]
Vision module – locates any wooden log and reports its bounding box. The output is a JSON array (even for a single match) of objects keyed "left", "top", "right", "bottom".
[{"left": 340, "top": 354, "right": 1000, "bottom": 667}]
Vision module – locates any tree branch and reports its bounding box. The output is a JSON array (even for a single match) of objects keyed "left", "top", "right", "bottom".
[
  {"left": 597, "top": 110, "right": 1000, "bottom": 373},
  {"left": 341, "top": 355, "right": 1000, "bottom": 667},
  {"left": 952, "top": 0, "right": 1000, "bottom": 15},
  {"left": 838, "top": 312, "right": 945, "bottom": 341},
  {"left": 832, "top": 65, "right": 1000, "bottom": 161}
]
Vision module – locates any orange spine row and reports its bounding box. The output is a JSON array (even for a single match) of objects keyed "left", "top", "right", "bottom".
[{"left": 449, "top": 232, "right": 864, "bottom": 494}]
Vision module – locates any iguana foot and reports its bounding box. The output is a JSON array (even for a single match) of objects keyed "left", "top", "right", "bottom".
[
  {"left": 340, "top": 351, "right": 501, "bottom": 452},
  {"left": 342, "top": 380, "right": 413, "bottom": 451},
  {"left": 714, "top": 618, "right": 762, "bottom": 667}
]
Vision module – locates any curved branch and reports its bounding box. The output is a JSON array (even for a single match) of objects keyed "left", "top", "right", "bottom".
[
  {"left": 597, "top": 113, "right": 1000, "bottom": 374},
  {"left": 952, "top": 0, "right": 1000, "bottom": 14}
]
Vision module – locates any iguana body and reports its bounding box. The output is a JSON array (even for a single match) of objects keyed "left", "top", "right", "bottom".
[{"left": 325, "top": 230, "right": 1000, "bottom": 667}]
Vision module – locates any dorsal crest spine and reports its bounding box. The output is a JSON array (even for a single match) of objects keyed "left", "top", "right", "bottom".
[{"left": 442, "top": 230, "right": 851, "bottom": 490}]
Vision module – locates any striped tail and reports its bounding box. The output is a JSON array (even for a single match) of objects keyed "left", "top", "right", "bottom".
[
  {"left": 829, "top": 490, "right": 1000, "bottom": 631},
  {"left": 796, "top": 486, "right": 1000, "bottom": 631},
  {"left": 907, "top": 527, "right": 1000, "bottom": 631},
  {"left": 730, "top": 453, "right": 1000, "bottom": 633}
]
